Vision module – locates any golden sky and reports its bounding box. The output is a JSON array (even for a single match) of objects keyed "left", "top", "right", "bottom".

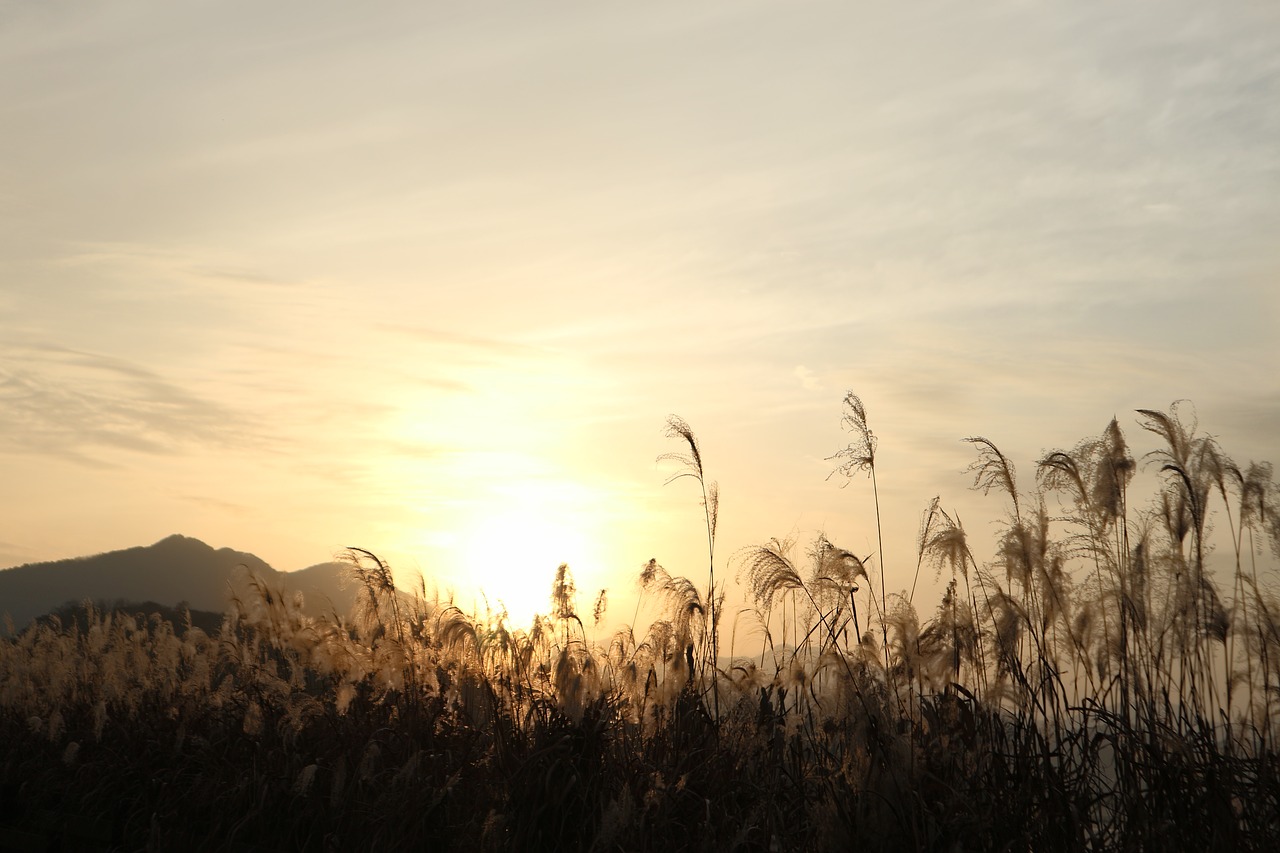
[{"left": 2, "top": 1, "right": 1278, "bottom": 624}]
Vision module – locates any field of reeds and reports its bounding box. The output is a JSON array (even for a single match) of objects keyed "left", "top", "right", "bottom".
[{"left": 3, "top": 396, "right": 1279, "bottom": 851}]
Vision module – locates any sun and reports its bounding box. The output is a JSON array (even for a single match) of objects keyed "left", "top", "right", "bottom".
[{"left": 448, "top": 485, "right": 602, "bottom": 626}]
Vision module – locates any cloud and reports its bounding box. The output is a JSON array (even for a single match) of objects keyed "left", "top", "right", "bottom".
[
  {"left": 794, "top": 365, "right": 823, "bottom": 392},
  {"left": 188, "top": 265, "right": 307, "bottom": 289},
  {"left": 378, "top": 324, "right": 553, "bottom": 359},
  {"left": 0, "top": 343, "right": 265, "bottom": 466},
  {"left": 179, "top": 495, "right": 252, "bottom": 516}
]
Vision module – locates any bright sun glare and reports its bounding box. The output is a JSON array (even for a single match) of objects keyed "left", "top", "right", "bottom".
[{"left": 448, "top": 486, "right": 602, "bottom": 627}]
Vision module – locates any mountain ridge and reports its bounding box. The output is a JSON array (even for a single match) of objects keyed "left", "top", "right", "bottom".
[{"left": 0, "top": 535, "right": 355, "bottom": 633}]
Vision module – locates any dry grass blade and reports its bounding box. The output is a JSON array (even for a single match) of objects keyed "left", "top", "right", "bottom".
[
  {"left": 742, "top": 538, "right": 805, "bottom": 610},
  {"left": 964, "top": 436, "right": 1019, "bottom": 517},
  {"left": 827, "top": 391, "right": 877, "bottom": 481}
]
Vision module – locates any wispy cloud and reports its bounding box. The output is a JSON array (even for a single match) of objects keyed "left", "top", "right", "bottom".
[
  {"left": 0, "top": 343, "right": 265, "bottom": 466},
  {"left": 794, "top": 365, "right": 823, "bottom": 393},
  {"left": 378, "top": 324, "right": 555, "bottom": 359},
  {"left": 178, "top": 494, "right": 252, "bottom": 516}
]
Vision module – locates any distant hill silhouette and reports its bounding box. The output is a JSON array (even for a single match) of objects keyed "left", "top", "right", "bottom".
[
  {"left": 0, "top": 535, "right": 356, "bottom": 634},
  {"left": 39, "top": 599, "right": 227, "bottom": 637}
]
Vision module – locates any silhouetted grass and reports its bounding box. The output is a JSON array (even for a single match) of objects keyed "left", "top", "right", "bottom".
[{"left": 2, "top": 397, "right": 1278, "bottom": 850}]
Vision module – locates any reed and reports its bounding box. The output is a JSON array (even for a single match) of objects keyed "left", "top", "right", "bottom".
[{"left": 1, "top": 396, "right": 1277, "bottom": 850}]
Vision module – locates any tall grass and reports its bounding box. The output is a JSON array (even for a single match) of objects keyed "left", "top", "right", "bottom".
[
  {"left": 2, "top": 397, "right": 1277, "bottom": 850},
  {"left": 658, "top": 415, "right": 723, "bottom": 723},
  {"left": 829, "top": 392, "right": 890, "bottom": 672}
]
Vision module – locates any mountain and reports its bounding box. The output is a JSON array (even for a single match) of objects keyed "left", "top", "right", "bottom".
[
  {"left": 0, "top": 535, "right": 355, "bottom": 634},
  {"left": 258, "top": 559, "right": 359, "bottom": 622}
]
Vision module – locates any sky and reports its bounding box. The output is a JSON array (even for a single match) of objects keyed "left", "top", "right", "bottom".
[{"left": 2, "top": 0, "right": 1278, "bottom": 628}]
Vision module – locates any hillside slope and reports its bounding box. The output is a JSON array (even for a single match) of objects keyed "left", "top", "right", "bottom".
[{"left": 0, "top": 535, "right": 354, "bottom": 632}]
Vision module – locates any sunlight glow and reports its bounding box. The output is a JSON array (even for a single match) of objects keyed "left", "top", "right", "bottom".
[{"left": 447, "top": 482, "right": 605, "bottom": 627}]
